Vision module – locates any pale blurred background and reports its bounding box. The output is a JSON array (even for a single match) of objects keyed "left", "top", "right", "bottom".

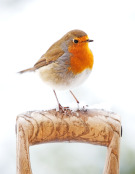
[{"left": 0, "top": 0, "right": 135, "bottom": 173}]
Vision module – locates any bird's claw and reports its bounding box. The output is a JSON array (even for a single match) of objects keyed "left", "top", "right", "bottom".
[{"left": 58, "top": 104, "right": 69, "bottom": 113}]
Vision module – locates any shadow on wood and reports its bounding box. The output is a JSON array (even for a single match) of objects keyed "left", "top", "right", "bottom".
[{"left": 16, "top": 109, "right": 121, "bottom": 174}]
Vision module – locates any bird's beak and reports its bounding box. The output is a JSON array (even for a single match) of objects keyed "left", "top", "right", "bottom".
[{"left": 87, "top": 39, "right": 94, "bottom": 42}]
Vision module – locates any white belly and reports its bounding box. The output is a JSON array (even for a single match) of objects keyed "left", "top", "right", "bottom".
[
  {"left": 66, "top": 69, "right": 91, "bottom": 90},
  {"left": 38, "top": 64, "right": 91, "bottom": 90}
]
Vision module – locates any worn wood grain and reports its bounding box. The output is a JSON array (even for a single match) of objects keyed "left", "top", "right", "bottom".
[{"left": 16, "top": 109, "right": 121, "bottom": 174}]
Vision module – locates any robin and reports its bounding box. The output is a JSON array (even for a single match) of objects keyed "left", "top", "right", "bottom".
[{"left": 19, "top": 29, "right": 94, "bottom": 111}]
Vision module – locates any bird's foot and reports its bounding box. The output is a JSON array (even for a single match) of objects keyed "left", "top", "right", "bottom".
[
  {"left": 58, "top": 104, "right": 69, "bottom": 113},
  {"left": 82, "top": 105, "right": 89, "bottom": 112},
  {"left": 76, "top": 104, "right": 88, "bottom": 112}
]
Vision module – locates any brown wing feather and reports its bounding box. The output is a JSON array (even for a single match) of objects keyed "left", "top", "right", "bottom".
[{"left": 34, "top": 45, "right": 64, "bottom": 70}]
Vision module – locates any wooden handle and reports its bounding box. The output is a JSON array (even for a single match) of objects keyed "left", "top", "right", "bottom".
[{"left": 16, "top": 109, "right": 121, "bottom": 174}]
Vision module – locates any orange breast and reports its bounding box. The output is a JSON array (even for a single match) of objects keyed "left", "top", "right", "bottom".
[{"left": 68, "top": 36, "right": 94, "bottom": 75}]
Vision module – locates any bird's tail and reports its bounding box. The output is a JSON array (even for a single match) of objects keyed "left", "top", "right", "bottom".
[{"left": 18, "top": 67, "right": 35, "bottom": 74}]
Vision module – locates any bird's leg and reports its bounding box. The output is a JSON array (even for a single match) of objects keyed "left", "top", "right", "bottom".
[
  {"left": 69, "top": 90, "right": 80, "bottom": 109},
  {"left": 69, "top": 90, "right": 79, "bottom": 104},
  {"left": 69, "top": 90, "right": 88, "bottom": 111},
  {"left": 53, "top": 90, "right": 62, "bottom": 111},
  {"left": 53, "top": 90, "right": 69, "bottom": 112}
]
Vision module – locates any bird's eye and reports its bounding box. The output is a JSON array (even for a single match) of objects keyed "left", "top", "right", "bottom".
[{"left": 73, "top": 39, "right": 78, "bottom": 43}]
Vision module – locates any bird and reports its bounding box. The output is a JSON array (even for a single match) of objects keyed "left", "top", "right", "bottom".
[{"left": 19, "top": 29, "right": 94, "bottom": 111}]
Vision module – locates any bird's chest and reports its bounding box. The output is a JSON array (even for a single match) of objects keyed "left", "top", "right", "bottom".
[{"left": 68, "top": 46, "right": 94, "bottom": 75}]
